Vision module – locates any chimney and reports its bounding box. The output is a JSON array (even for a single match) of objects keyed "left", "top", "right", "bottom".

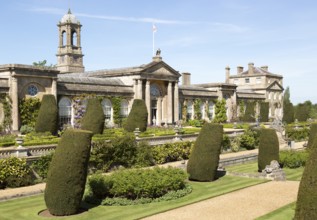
[
  {"left": 237, "top": 66, "right": 244, "bottom": 75},
  {"left": 225, "top": 66, "right": 230, "bottom": 83},
  {"left": 261, "top": 65, "right": 268, "bottom": 71},
  {"left": 248, "top": 62, "right": 254, "bottom": 75},
  {"left": 182, "top": 72, "right": 191, "bottom": 86}
]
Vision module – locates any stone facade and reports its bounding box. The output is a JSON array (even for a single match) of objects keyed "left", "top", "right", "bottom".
[{"left": 0, "top": 10, "right": 284, "bottom": 132}]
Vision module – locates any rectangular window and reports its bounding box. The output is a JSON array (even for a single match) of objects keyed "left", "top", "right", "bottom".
[
  {"left": 245, "top": 78, "right": 250, "bottom": 83},
  {"left": 256, "top": 77, "right": 261, "bottom": 84},
  {"left": 233, "top": 79, "right": 238, "bottom": 84}
]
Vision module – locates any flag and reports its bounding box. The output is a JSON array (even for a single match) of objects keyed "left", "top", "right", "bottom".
[{"left": 152, "top": 24, "right": 157, "bottom": 33}]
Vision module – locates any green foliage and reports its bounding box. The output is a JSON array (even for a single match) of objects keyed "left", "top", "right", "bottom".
[
  {"left": 295, "top": 137, "right": 317, "bottom": 219},
  {"left": 81, "top": 98, "right": 105, "bottom": 134},
  {"left": 31, "top": 153, "right": 54, "bottom": 179},
  {"left": 221, "top": 134, "right": 231, "bottom": 152},
  {"left": 85, "top": 167, "right": 187, "bottom": 202},
  {"left": 258, "top": 128, "right": 279, "bottom": 171},
  {"left": 230, "top": 137, "right": 240, "bottom": 152},
  {"left": 295, "top": 102, "right": 311, "bottom": 122},
  {"left": 242, "top": 101, "right": 255, "bottom": 122},
  {"left": 187, "top": 123, "right": 223, "bottom": 181},
  {"left": 45, "top": 129, "right": 93, "bottom": 216},
  {"left": 239, "top": 129, "right": 257, "bottom": 150},
  {"left": 19, "top": 125, "right": 35, "bottom": 134},
  {"left": 35, "top": 95, "right": 58, "bottom": 134},
  {"left": 152, "top": 141, "right": 193, "bottom": 164},
  {"left": 188, "top": 119, "right": 204, "bottom": 127},
  {"left": 213, "top": 99, "right": 227, "bottom": 123},
  {"left": 0, "top": 135, "right": 16, "bottom": 147},
  {"left": 0, "top": 157, "right": 34, "bottom": 189},
  {"left": 283, "top": 102, "right": 295, "bottom": 124},
  {"left": 307, "top": 122, "right": 317, "bottom": 148},
  {"left": 238, "top": 101, "right": 245, "bottom": 120},
  {"left": 285, "top": 126, "right": 309, "bottom": 141},
  {"left": 182, "top": 100, "right": 188, "bottom": 121},
  {"left": 124, "top": 99, "right": 148, "bottom": 132},
  {"left": 0, "top": 94, "right": 12, "bottom": 131},
  {"left": 260, "top": 102, "right": 269, "bottom": 122},
  {"left": 279, "top": 150, "right": 309, "bottom": 168},
  {"left": 23, "top": 131, "right": 59, "bottom": 146},
  {"left": 134, "top": 141, "right": 155, "bottom": 167},
  {"left": 110, "top": 97, "right": 122, "bottom": 125},
  {"left": 19, "top": 97, "right": 41, "bottom": 127},
  {"left": 194, "top": 99, "right": 202, "bottom": 120}
]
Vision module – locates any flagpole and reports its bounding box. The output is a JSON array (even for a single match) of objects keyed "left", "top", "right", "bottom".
[{"left": 152, "top": 24, "right": 155, "bottom": 56}]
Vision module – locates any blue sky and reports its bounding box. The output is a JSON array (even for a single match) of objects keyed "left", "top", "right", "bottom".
[{"left": 0, "top": 0, "right": 316, "bottom": 104}]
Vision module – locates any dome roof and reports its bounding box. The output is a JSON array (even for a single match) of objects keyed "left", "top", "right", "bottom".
[{"left": 60, "top": 9, "right": 79, "bottom": 24}]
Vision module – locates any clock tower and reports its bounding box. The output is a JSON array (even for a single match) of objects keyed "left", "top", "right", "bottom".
[{"left": 56, "top": 9, "right": 85, "bottom": 73}]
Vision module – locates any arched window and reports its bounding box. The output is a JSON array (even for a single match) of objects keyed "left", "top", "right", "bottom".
[
  {"left": 208, "top": 102, "right": 214, "bottom": 120},
  {"left": 58, "top": 97, "right": 72, "bottom": 128},
  {"left": 120, "top": 99, "right": 129, "bottom": 118},
  {"left": 62, "top": 31, "right": 66, "bottom": 46},
  {"left": 71, "top": 31, "right": 77, "bottom": 46},
  {"left": 187, "top": 101, "right": 193, "bottom": 120},
  {"left": 102, "top": 99, "right": 112, "bottom": 121}
]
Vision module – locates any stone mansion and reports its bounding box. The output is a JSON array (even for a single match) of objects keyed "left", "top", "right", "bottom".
[{"left": 0, "top": 10, "right": 284, "bottom": 132}]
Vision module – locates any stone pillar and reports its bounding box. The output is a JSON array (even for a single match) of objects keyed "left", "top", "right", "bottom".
[
  {"left": 167, "top": 81, "right": 173, "bottom": 124},
  {"left": 51, "top": 78, "right": 57, "bottom": 98},
  {"left": 174, "top": 82, "right": 179, "bottom": 122},
  {"left": 11, "top": 76, "right": 19, "bottom": 131},
  {"left": 133, "top": 79, "right": 137, "bottom": 99},
  {"left": 138, "top": 79, "right": 143, "bottom": 99},
  {"left": 145, "top": 80, "right": 151, "bottom": 124},
  {"left": 157, "top": 97, "right": 162, "bottom": 126}
]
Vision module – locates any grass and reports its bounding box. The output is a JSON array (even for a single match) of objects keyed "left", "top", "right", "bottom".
[
  {"left": 256, "top": 202, "right": 296, "bottom": 220},
  {"left": 225, "top": 161, "right": 304, "bottom": 181},
  {"left": 0, "top": 175, "right": 266, "bottom": 220}
]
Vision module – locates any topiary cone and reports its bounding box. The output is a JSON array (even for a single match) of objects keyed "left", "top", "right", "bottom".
[
  {"left": 187, "top": 123, "right": 223, "bottom": 181},
  {"left": 124, "top": 99, "right": 148, "bottom": 132},
  {"left": 44, "top": 129, "right": 93, "bottom": 216},
  {"left": 307, "top": 122, "right": 317, "bottom": 148},
  {"left": 81, "top": 98, "right": 105, "bottom": 134},
  {"left": 35, "top": 94, "right": 58, "bottom": 134},
  {"left": 258, "top": 128, "right": 279, "bottom": 172}
]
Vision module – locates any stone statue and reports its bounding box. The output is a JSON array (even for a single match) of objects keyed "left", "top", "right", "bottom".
[{"left": 156, "top": 48, "right": 161, "bottom": 56}]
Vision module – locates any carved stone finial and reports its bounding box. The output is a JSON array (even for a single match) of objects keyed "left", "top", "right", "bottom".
[{"left": 156, "top": 48, "right": 161, "bottom": 56}]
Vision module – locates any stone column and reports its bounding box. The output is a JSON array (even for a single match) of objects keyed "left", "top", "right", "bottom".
[
  {"left": 145, "top": 80, "right": 151, "bottom": 124},
  {"left": 133, "top": 79, "right": 137, "bottom": 99},
  {"left": 11, "top": 76, "right": 19, "bottom": 131},
  {"left": 167, "top": 81, "right": 173, "bottom": 124},
  {"left": 157, "top": 97, "right": 162, "bottom": 126},
  {"left": 51, "top": 78, "right": 57, "bottom": 98},
  {"left": 174, "top": 82, "right": 179, "bottom": 122},
  {"left": 138, "top": 79, "right": 143, "bottom": 99}
]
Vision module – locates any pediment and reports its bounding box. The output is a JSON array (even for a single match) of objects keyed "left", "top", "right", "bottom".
[
  {"left": 141, "top": 61, "right": 181, "bottom": 79},
  {"left": 267, "top": 81, "right": 284, "bottom": 91}
]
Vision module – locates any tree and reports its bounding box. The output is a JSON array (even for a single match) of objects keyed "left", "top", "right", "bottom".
[
  {"left": 282, "top": 86, "right": 294, "bottom": 124},
  {"left": 294, "top": 136, "right": 317, "bottom": 219},
  {"left": 35, "top": 95, "right": 58, "bottom": 134},
  {"left": 187, "top": 123, "right": 223, "bottom": 181},
  {"left": 307, "top": 123, "right": 317, "bottom": 148},
  {"left": 260, "top": 102, "right": 269, "bottom": 122},
  {"left": 295, "top": 102, "right": 311, "bottom": 122},
  {"left": 258, "top": 128, "right": 279, "bottom": 171},
  {"left": 45, "top": 129, "right": 93, "bottom": 216},
  {"left": 81, "top": 98, "right": 105, "bottom": 134},
  {"left": 124, "top": 99, "right": 148, "bottom": 132},
  {"left": 213, "top": 99, "right": 227, "bottom": 123}
]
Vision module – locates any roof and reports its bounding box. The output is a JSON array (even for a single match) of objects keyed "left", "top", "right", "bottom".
[
  {"left": 58, "top": 75, "right": 126, "bottom": 86},
  {"left": 60, "top": 9, "right": 79, "bottom": 24},
  {"left": 236, "top": 90, "right": 265, "bottom": 99},
  {"left": 231, "top": 66, "right": 282, "bottom": 78},
  {"left": 179, "top": 85, "right": 217, "bottom": 97}
]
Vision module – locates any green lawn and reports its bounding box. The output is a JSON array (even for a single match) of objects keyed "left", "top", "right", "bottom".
[
  {"left": 225, "top": 161, "right": 304, "bottom": 181},
  {"left": 256, "top": 202, "right": 296, "bottom": 220},
  {"left": 0, "top": 176, "right": 266, "bottom": 220}
]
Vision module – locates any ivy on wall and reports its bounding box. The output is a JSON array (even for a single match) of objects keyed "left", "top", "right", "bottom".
[
  {"left": 213, "top": 99, "right": 227, "bottom": 123},
  {"left": 242, "top": 101, "right": 256, "bottom": 122},
  {"left": 193, "top": 99, "right": 202, "bottom": 120},
  {"left": 182, "top": 100, "right": 187, "bottom": 121},
  {"left": 238, "top": 100, "right": 245, "bottom": 120},
  {"left": 0, "top": 94, "right": 12, "bottom": 131},
  {"left": 110, "top": 97, "right": 122, "bottom": 125},
  {"left": 19, "top": 97, "right": 41, "bottom": 128}
]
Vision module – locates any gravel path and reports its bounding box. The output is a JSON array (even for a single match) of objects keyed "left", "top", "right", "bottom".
[{"left": 143, "top": 181, "right": 300, "bottom": 220}]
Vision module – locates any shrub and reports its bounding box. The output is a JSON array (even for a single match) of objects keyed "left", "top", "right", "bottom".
[
  {"left": 294, "top": 137, "right": 317, "bottom": 219},
  {"left": 124, "top": 99, "right": 148, "bottom": 132},
  {"left": 230, "top": 137, "right": 240, "bottom": 152},
  {"left": 19, "top": 97, "right": 41, "bottom": 127},
  {"left": 279, "top": 150, "right": 309, "bottom": 168},
  {"left": 286, "top": 126, "right": 309, "bottom": 142},
  {"left": 307, "top": 122, "right": 317, "bottom": 148},
  {"left": 242, "top": 102, "right": 255, "bottom": 122},
  {"left": 45, "top": 129, "right": 93, "bottom": 216},
  {"left": 260, "top": 102, "right": 269, "bottom": 122},
  {"left": 258, "top": 128, "right": 279, "bottom": 172},
  {"left": 0, "top": 157, "right": 34, "bottom": 189},
  {"left": 31, "top": 153, "right": 54, "bottom": 179},
  {"left": 134, "top": 141, "right": 155, "bottom": 167},
  {"left": 81, "top": 98, "right": 105, "bottom": 134},
  {"left": 221, "top": 134, "right": 231, "bottom": 152},
  {"left": 85, "top": 167, "right": 187, "bottom": 202},
  {"left": 239, "top": 129, "right": 256, "bottom": 150},
  {"left": 35, "top": 95, "right": 58, "bottom": 134},
  {"left": 187, "top": 123, "right": 223, "bottom": 181},
  {"left": 20, "top": 125, "right": 35, "bottom": 134},
  {"left": 283, "top": 102, "right": 295, "bottom": 124}
]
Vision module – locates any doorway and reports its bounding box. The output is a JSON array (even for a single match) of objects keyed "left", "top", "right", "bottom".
[{"left": 151, "top": 99, "right": 157, "bottom": 125}]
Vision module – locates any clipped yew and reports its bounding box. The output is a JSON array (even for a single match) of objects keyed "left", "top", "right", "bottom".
[
  {"left": 124, "top": 99, "right": 148, "bottom": 132},
  {"left": 44, "top": 129, "right": 93, "bottom": 216},
  {"left": 260, "top": 102, "right": 269, "bottom": 122},
  {"left": 81, "top": 98, "right": 105, "bottom": 134},
  {"left": 258, "top": 128, "right": 279, "bottom": 171},
  {"left": 307, "top": 122, "right": 317, "bottom": 148},
  {"left": 187, "top": 123, "right": 223, "bottom": 181},
  {"left": 294, "top": 136, "right": 317, "bottom": 219},
  {"left": 35, "top": 94, "right": 58, "bottom": 134}
]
